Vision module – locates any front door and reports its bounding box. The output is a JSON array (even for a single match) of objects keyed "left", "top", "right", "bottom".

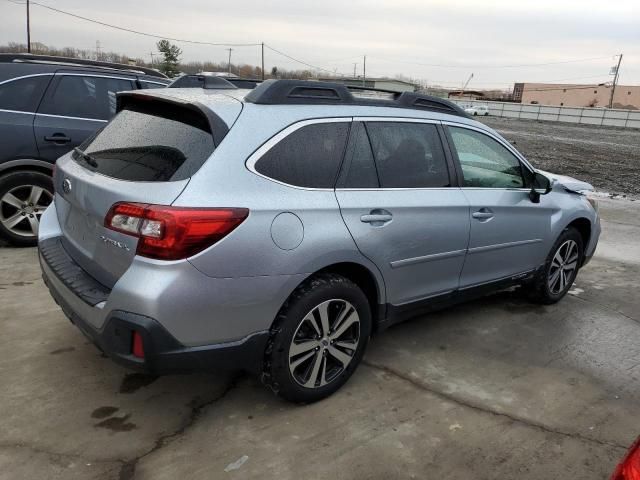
[
  {"left": 444, "top": 124, "right": 552, "bottom": 288},
  {"left": 336, "top": 120, "right": 470, "bottom": 306}
]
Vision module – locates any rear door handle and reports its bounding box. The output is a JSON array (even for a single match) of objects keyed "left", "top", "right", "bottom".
[
  {"left": 44, "top": 134, "right": 71, "bottom": 144},
  {"left": 361, "top": 209, "right": 393, "bottom": 226},
  {"left": 472, "top": 208, "right": 494, "bottom": 220}
]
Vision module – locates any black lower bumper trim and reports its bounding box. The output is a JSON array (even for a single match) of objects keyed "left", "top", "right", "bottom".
[{"left": 42, "top": 268, "right": 269, "bottom": 375}]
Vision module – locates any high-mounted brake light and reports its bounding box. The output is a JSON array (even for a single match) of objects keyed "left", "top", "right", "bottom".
[
  {"left": 105, "top": 203, "right": 249, "bottom": 260},
  {"left": 611, "top": 437, "right": 640, "bottom": 480}
]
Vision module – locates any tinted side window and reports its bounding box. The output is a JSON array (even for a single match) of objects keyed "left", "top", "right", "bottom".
[
  {"left": 0, "top": 75, "right": 51, "bottom": 112},
  {"left": 255, "top": 122, "right": 349, "bottom": 188},
  {"left": 337, "top": 122, "right": 379, "bottom": 188},
  {"left": 448, "top": 127, "right": 524, "bottom": 188},
  {"left": 366, "top": 122, "right": 450, "bottom": 188},
  {"left": 139, "top": 81, "right": 166, "bottom": 89},
  {"left": 39, "top": 75, "right": 135, "bottom": 120}
]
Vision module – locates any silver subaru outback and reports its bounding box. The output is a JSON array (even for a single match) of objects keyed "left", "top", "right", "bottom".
[{"left": 39, "top": 80, "right": 600, "bottom": 402}]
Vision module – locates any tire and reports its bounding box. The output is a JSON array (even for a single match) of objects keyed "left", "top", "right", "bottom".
[
  {"left": 0, "top": 171, "right": 54, "bottom": 247},
  {"left": 262, "top": 273, "right": 372, "bottom": 403},
  {"left": 528, "top": 227, "right": 584, "bottom": 304}
]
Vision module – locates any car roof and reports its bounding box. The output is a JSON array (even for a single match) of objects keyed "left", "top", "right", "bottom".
[
  {"left": 127, "top": 86, "right": 494, "bottom": 134},
  {"left": 0, "top": 57, "right": 168, "bottom": 82}
]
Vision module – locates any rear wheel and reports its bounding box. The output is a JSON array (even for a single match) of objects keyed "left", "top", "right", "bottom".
[
  {"left": 0, "top": 171, "right": 53, "bottom": 247},
  {"left": 528, "top": 227, "right": 583, "bottom": 304},
  {"left": 263, "top": 273, "right": 371, "bottom": 403}
]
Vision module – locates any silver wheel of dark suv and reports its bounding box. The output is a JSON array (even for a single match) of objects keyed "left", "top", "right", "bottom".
[
  {"left": 289, "top": 299, "right": 361, "bottom": 388},
  {"left": 0, "top": 171, "right": 53, "bottom": 247}
]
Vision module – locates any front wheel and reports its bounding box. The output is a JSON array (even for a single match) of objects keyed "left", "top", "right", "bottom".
[
  {"left": 528, "top": 227, "right": 583, "bottom": 304},
  {"left": 262, "top": 273, "right": 372, "bottom": 403},
  {"left": 0, "top": 171, "right": 53, "bottom": 247}
]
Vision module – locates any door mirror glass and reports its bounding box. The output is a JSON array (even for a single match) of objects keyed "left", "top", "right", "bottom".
[
  {"left": 533, "top": 172, "right": 552, "bottom": 194},
  {"left": 528, "top": 171, "right": 552, "bottom": 203}
]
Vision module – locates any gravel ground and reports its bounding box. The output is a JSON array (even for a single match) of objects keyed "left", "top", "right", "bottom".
[{"left": 480, "top": 117, "right": 640, "bottom": 198}]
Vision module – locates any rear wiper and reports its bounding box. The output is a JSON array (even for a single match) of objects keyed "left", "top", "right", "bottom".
[{"left": 73, "top": 147, "right": 98, "bottom": 168}]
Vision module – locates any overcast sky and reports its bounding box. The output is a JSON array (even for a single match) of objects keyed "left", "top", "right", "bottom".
[{"left": 2, "top": 0, "right": 639, "bottom": 88}]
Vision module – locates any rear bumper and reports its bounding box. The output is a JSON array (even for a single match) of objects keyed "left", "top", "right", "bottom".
[{"left": 39, "top": 243, "right": 269, "bottom": 375}]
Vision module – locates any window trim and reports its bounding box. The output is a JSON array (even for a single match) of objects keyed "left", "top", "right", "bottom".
[
  {"left": 53, "top": 72, "right": 137, "bottom": 82},
  {"left": 442, "top": 121, "right": 536, "bottom": 191},
  {"left": 0, "top": 73, "right": 54, "bottom": 86},
  {"left": 138, "top": 79, "right": 170, "bottom": 88},
  {"left": 245, "top": 117, "right": 353, "bottom": 191},
  {"left": 337, "top": 116, "right": 457, "bottom": 191}
]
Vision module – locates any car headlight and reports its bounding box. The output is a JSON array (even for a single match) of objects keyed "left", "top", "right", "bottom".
[{"left": 586, "top": 196, "right": 599, "bottom": 212}]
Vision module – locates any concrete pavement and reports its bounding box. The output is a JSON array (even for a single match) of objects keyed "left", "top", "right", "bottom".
[{"left": 1, "top": 197, "right": 638, "bottom": 479}]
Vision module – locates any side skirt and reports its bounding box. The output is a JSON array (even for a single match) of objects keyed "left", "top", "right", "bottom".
[{"left": 376, "top": 267, "right": 542, "bottom": 332}]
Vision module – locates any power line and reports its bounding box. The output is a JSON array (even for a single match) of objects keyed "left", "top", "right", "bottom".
[
  {"left": 5, "top": 0, "right": 260, "bottom": 47},
  {"left": 6, "top": 0, "right": 349, "bottom": 74},
  {"left": 263, "top": 44, "right": 348, "bottom": 76}
]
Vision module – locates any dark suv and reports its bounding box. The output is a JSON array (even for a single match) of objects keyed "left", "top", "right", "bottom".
[{"left": 0, "top": 54, "right": 169, "bottom": 246}]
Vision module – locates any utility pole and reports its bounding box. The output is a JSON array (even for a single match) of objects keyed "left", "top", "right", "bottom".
[
  {"left": 26, "top": 0, "right": 31, "bottom": 53},
  {"left": 95, "top": 40, "right": 101, "bottom": 61},
  {"left": 227, "top": 48, "right": 233, "bottom": 75},
  {"left": 608, "top": 53, "right": 623, "bottom": 109},
  {"left": 363, "top": 55, "right": 366, "bottom": 86},
  {"left": 261, "top": 43, "right": 265, "bottom": 80},
  {"left": 149, "top": 52, "right": 157, "bottom": 66},
  {"left": 353, "top": 63, "right": 357, "bottom": 78}
]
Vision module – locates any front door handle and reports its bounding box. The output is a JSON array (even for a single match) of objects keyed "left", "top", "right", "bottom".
[
  {"left": 44, "top": 134, "right": 71, "bottom": 144},
  {"left": 472, "top": 208, "right": 494, "bottom": 220},
  {"left": 361, "top": 209, "right": 393, "bottom": 226}
]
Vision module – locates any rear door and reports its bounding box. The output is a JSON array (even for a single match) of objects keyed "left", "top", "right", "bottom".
[
  {"left": 0, "top": 73, "right": 52, "bottom": 163},
  {"left": 34, "top": 73, "right": 136, "bottom": 161},
  {"left": 336, "top": 119, "right": 470, "bottom": 306},
  {"left": 444, "top": 123, "right": 552, "bottom": 288},
  {"left": 53, "top": 96, "right": 239, "bottom": 287}
]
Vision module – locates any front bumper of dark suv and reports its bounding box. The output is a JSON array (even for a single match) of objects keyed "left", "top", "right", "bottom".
[{"left": 39, "top": 238, "right": 269, "bottom": 375}]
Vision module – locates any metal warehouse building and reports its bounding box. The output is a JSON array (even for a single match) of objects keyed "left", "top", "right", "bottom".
[{"left": 513, "top": 82, "right": 640, "bottom": 110}]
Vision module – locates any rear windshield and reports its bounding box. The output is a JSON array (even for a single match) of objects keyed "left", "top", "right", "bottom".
[{"left": 75, "top": 103, "right": 215, "bottom": 182}]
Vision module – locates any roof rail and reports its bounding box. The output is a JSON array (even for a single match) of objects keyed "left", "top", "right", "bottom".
[
  {"left": 168, "top": 74, "right": 261, "bottom": 90},
  {"left": 244, "top": 79, "right": 469, "bottom": 117},
  {"left": 168, "top": 74, "right": 240, "bottom": 90},
  {"left": 0, "top": 53, "right": 168, "bottom": 79}
]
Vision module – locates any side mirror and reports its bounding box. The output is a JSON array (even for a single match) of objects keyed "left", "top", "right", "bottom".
[{"left": 529, "top": 172, "right": 552, "bottom": 203}]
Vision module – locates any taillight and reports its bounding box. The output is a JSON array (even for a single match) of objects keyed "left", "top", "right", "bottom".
[
  {"left": 104, "top": 202, "right": 249, "bottom": 260},
  {"left": 611, "top": 437, "right": 640, "bottom": 480}
]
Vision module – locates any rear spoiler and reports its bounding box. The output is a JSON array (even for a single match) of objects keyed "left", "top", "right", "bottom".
[{"left": 116, "top": 91, "right": 230, "bottom": 147}]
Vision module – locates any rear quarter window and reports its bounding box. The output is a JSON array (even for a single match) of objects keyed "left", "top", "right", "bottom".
[
  {"left": 254, "top": 122, "right": 350, "bottom": 188},
  {"left": 76, "top": 102, "right": 215, "bottom": 182}
]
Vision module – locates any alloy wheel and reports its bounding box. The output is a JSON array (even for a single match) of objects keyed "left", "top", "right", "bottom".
[
  {"left": 288, "top": 299, "right": 360, "bottom": 389},
  {"left": 0, "top": 185, "right": 53, "bottom": 237},
  {"left": 548, "top": 239, "right": 579, "bottom": 294}
]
